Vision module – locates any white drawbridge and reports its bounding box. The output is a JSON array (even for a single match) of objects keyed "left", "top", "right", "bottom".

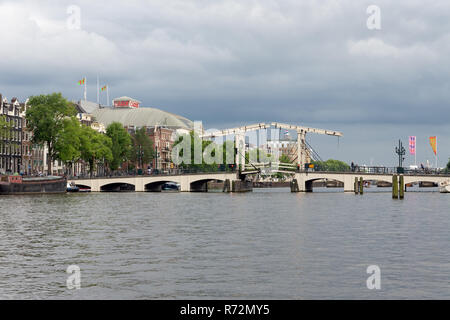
[{"left": 200, "top": 122, "right": 343, "bottom": 172}]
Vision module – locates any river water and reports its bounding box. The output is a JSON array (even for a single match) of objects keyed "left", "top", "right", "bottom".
[{"left": 0, "top": 188, "right": 449, "bottom": 299}]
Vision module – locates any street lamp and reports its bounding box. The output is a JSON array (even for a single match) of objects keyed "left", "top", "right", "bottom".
[
  {"left": 136, "top": 144, "right": 144, "bottom": 174},
  {"left": 395, "top": 139, "right": 406, "bottom": 173},
  {"left": 139, "top": 144, "right": 143, "bottom": 170},
  {"left": 155, "top": 145, "right": 158, "bottom": 171}
]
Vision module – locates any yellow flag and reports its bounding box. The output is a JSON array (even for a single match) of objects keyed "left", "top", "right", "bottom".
[{"left": 429, "top": 136, "right": 437, "bottom": 155}]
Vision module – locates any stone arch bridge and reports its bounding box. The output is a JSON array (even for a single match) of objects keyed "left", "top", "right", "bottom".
[
  {"left": 71, "top": 172, "right": 238, "bottom": 192},
  {"left": 70, "top": 171, "right": 449, "bottom": 192},
  {"left": 294, "top": 172, "right": 449, "bottom": 192}
]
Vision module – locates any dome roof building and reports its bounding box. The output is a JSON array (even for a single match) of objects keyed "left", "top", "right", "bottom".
[
  {"left": 74, "top": 97, "right": 193, "bottom": 131},
  {"left": 91, "top": 107, "right": 193, "bottom": 130}
]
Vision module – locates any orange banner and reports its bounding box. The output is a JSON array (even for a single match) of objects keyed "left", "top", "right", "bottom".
[{"left": 429, "top": 136, "right": 437, "bottom": 155}]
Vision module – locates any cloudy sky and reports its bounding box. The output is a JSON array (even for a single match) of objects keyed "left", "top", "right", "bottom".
[{"left": 0, "top": 0, "right": 449, "bottom": 166}]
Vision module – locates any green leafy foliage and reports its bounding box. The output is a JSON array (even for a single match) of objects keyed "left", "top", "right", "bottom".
[
  {"left": 25, "top": 93, "right": 77, "bottom": 173},
  {"left": 0, "top": 115, "right": 12, "bottom": 144},
  {"left": 106, "top": 122, "right": 132, "bottom": 170},
  {"left": 130, "top": 127, "right": 154, "bottom": 168},
  {"left": 79, "top": 126, "right": 113, "bottom": 176},
  {"left": 54, "top": 117, "right": 82, "bottom": 163},
  {"left": 312, "top": 159, "right": 350, "bottom": 172},
  {"left": 279, "top": 154, "right": 292, "bottom": 164},
  {"left": 173, "top": 131, "right": 235, "bottom": 171},
  {"left": 245, "top": 148, "right": 273, "bottom": 164}
]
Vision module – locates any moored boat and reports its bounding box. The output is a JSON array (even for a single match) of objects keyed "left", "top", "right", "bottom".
[
  {"left": 0, "top": 175, "right": 67, "bottom": 195},
  {"left": 162, "top": 182, "right": 180, "bottom": 192},
  {"left": 67, "top": 182, "right": 80, "bottom": 192},
  {"left": 439, "top": 181, "right": 450, "bottom": 193}
]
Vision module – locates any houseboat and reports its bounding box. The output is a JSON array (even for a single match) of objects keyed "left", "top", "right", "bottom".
[{"left": 0, "top": 175, "right": 67, "bottom": 195}]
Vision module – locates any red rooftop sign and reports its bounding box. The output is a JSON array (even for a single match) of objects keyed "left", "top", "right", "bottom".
[{"left": 113, "top": 97, "right": 140, "bottom": 108}]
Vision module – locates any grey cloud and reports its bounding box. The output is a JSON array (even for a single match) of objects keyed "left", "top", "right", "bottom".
[{"left": 0, "top": 0, "right": 449, "bottom": 165}]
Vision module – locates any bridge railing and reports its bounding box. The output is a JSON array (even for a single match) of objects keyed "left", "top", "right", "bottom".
[
  {"left": 69, "top": 166, "right": 238, "bottom": 180},
  {"left": 244, "top": 162, "right": 298, "bottom": 172},
  {"left": 300, "top": 166, "right": 449, "bottom": 176},
  {"left": 68, "top": 165, "right": 449, "bottom": 180},
  {"left": 244, "top": 164, "right": 449, "bottom": 176}
]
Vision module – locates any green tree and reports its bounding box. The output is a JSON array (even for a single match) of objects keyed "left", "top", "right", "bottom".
[
  {"left": 0, "top": 115, "right": 12, "bottom": 145},
  {"left": 130, "top": 127, "right": 154, "bottom": 169},
  {"left": 106, "top": 122, "right": 132, "bottom": 171},
  {"left": 222, "top": 140, "right": 236, "bottom": 170},
  {"left": 312, "top": 159, "right": 350, "bottom": 172},
  {"left": 446, "top": 158, "right": 450, "bottom": 173},
  {"left": 279, "top": 154, "right": 292, "bottom": 164},
  {"left": 245, "top": 148, "right": 273, "bottom": 164},
  {"left": 80, "top": 126, "right": 113, "bottom": 177},
  {"left": 54, "top": 117, "right": 82, "bottom": 173},
  {"left": 25, "top": 93, "right": 77, "bottom": 174},
  {"left": 173, "top": 131, "right": 233, "bottom": 172}
]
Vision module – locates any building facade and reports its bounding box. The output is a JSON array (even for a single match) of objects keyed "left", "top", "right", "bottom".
[
  {"left": 0, "top": 95, "right": 23, "bottom": 174},
  {"left": 148, "top": 126, "right": 175, "bottom": 171}
]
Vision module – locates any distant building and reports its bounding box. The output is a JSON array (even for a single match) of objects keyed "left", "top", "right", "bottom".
[
  {"left": 0, "top": 95, "right": 23, "bottom": 174},
  {"left": 91, "top": 102, "right": 193, "bottom": 131},
  {"left": 20, "top": 104, "right": 33, "bottom": 175},
  {"left": 73, "top": 100, "right": 106, "bottom": 133},
  {"left": 84, "top": 97, "right": 194, "bottom": 172},
  {"left": 263, "top": 139, "right": 299, "bottom": 163},
  {"left": 148, "top": 126, "right": 175, "bottom": 170}
]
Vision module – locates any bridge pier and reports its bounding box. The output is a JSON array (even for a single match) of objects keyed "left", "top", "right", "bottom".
[
  {"left": 135, "top": 178, "right": 144, "bottom": 192},
  {"left": 290, "top": 179, "right": 299, "bottom": 192},
  {"left": 223, "top": 179, "right": 231, "bottom": 193},
  {"left": 231, "top": 180, "right": 253, "bottom": 192},
  {"left": 343, "top": 175, "right": 355, "bottom": 193}
]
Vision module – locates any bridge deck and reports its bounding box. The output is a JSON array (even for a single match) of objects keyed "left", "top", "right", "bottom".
[{"left": 69, "top": 171, "right": 449, "bottom": 192}]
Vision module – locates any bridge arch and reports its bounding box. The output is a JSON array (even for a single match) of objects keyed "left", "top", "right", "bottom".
[
  {"left": 304, "top": 177, "right": 345, "bottom": 192},
  {"left": 100, "top": 182, "right": 135, "bottom": 192},
  {"left": 190, "top": 178, "right": 225, "bottom": 192},
  {"left": 403, "top": 179, "right": 438, "bottom": 188},
  {"left": 145, "top": 180, "right": 180, "bottom": 192},
  {"left": 360, "top": 178, "right": 392, "bottom": 187}
]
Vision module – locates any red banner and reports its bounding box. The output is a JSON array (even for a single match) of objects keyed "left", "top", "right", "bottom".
[{"left": 409, "top": 136, "right": 416, "bottom": 155}]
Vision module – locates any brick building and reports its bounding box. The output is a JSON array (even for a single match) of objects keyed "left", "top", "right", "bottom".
[{"left": 148, "top": 126, "right": 175, "bottom": 171}]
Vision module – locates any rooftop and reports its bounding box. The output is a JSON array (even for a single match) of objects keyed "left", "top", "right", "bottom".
[{"left": 91, "top": 106, "right": 193, "bottom": 130}]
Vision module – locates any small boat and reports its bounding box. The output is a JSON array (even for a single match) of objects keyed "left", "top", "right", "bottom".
[
  {"left": 0, "top": 175, "right": 67, "bottom": 195},
  {"left": 439, "top": 181, "right": 450, "bottom": 193},
  {"left": 162, "top": 182, "right": 180, "bottom": 192},
  {"left": 67, "top": 182, "right": 80, "bottom": 192}
]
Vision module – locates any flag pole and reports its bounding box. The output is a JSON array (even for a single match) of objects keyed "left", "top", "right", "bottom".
[
  {"left": 106, "top": 86, "right": 109, "bottom": 106},
  {"left": 84, "top": 76, "right": 87, "bottom": 101},
  {"left": 97, "top": 74, "right": 99, "bottom": 105},
  {"left": 415, "top": 142, "right": 417, "bottom": 167},
  {"left": 436, "top": 137, "right": 438, "bottom": 169},
  {"left": 415, "top": 136, "right": 417, "bottom": 167}
]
